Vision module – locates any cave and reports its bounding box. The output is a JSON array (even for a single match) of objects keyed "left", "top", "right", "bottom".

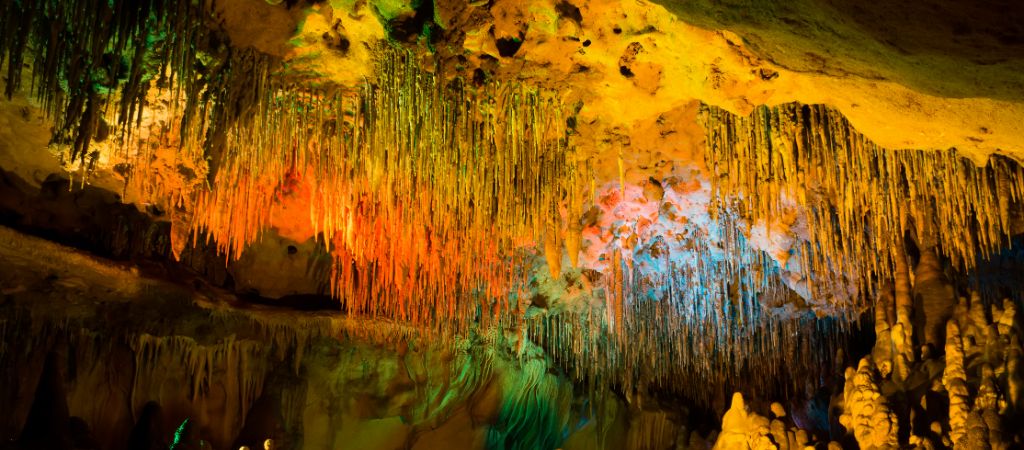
[{"left": 1, "top": 0, "right": 1023, "bottom": 449}]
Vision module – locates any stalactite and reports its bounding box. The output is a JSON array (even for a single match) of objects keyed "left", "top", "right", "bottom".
[
  {"left": 128, "top": 333, "right": 269, "bottom": 448},
  {"left": 701, "top": 104, "right": 1024, "bottom": 309},
  {"left": 527, "top": 225, "right": 846, "bottom": 407},
  {"left": 564, "top": 173, "right": 584, "bottom": 271},
  {"left": 611, "top": 248, "right": 624, "bottom": 335},
  {"left": 544, "top": 227, "right": 562, "bottom": 279},
  {"left": 0, "top": 0, "right": 206, "bottom": 165}
]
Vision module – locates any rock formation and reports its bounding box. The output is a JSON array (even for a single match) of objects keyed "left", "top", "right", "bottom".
[{"left": 0, "top": 0, "right": 1023, "bottom": 449}]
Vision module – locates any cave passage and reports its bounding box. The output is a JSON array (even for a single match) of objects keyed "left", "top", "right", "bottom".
[{"left": 1, "top": 0, "right": 1023, "bottom": 449}]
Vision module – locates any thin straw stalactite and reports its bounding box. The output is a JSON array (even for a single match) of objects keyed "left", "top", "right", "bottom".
[
  {"left": 528, "top": 213, "right": 844, "bottom": 407},
  {"left": 527, "top": 102, "right": 1024, "bottom": 406},
  {"left": 185, "top": 47, "right": 583, "bottom": 334},
  {"left": 702, "top": 103, "right": 1024, "bottom": 308},
  {"left": 0, "top": 0, "right": 206, "bottom": 165}
]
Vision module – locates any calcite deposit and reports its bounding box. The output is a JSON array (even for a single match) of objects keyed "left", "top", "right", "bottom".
[{"left": 1, "top": 0, "right": 1023, "bottom": 449}]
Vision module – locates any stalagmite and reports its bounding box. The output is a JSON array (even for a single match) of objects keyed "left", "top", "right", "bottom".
[
  {"left": 713, "top": 393, "right": 775, "bottom": 450},
  {"left": 1008, "top": 334, "right": 1023, "bottom": 413},
  {"left": 893, "top": 251, "right": 915, "bottom": 382},
  {"left": 944, "top": 320, "right": 970, "bottom": 447},
  {"left": 997, "top": 298, "right": 1023, "bottom": 412},
  {"left": 997, "top": 299, "right": 1019, "bottom": 338},
  {"left": 960, "top": 411, "right": 992, "bottom": 450},
  {"left": 839, "top": 358, "right": 899, "bottom": 449},
  {"left": 914, "top": 249, "right": 956, "bottom": 350},
  {"left": 713, "top": 393, "right": 817, "bottom": 450},
  {"left": 872, "top": 288, "right": 895, "bottom": 378},
  {"left": 965, "top": 293, "right": 991, "bottom": 355},
  {"left": 699, "top": 286, "right": 1024, "bottom": 450},
  {"left": 976, "top": 365, "right": 1007, "bottom": 450}
]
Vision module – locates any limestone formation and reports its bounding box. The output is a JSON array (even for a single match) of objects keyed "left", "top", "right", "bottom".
[
  {"left": 839, "top": 358, "right": 899, "bottom": 449},
  {"left": 713, "top": 393, "right": 819, "bottom": 450},
  {"left": 944, "top": 321, "right": 971, "bottom": 447},
  {"left": 825, "top": 292, "right": 1024, "bottom": 450},
  {"left": 0, "top": 0, "right": 1022, "bottom": 449}
]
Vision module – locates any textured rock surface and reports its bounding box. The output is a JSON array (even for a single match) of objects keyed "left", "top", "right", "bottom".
[
  {"left": 0, "top": 0, "right": 1023, "bottom": 449},
  {"left": 830, "top": 290, "right": 1023, "bottom": 449}
]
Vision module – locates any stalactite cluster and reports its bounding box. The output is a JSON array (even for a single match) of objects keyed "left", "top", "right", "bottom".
[
  {"left": 129, "top": 334, "right": 269, "bottom": 449},
  {"left": 7, "top": 4, "right": 1023, "bottom": 445},
  {"left": 174, "top": 48, "right": 582, "bottom": 332},
  {"left": 0, "top": 0, "right": 207, "bottom": 164},
  {"left": 0, "top": 0, "right": 861, "bottom": 407},
  {"left": 526, "top": 209, "right": 850, "bottom": 406},
  {"left": 518, "top": 99, "right": 1024, "bottom": 408},
  {"left": 702, "top": 104, "right": 1024, "bottom": 309},
  {"left": 0, "top": 0, "right": 583, "bottom": 334},
  {"left": 1, "top": 6, "right": 594, "bottom": 430}
]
